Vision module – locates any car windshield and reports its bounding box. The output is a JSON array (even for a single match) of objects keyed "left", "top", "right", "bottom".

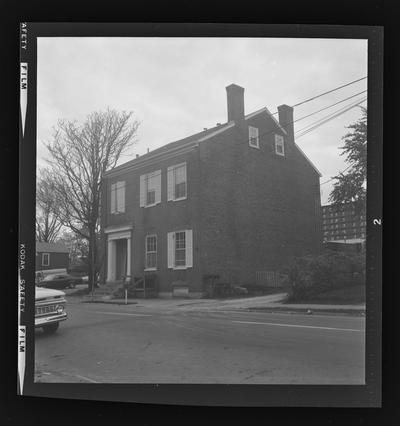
[{"left": 43, "top": 274, "right": 57, "bottom": 281}]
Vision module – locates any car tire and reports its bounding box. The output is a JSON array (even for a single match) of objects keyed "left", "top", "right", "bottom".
[{"left": 42, "top": 323, "right": 59, "bottom": 334}]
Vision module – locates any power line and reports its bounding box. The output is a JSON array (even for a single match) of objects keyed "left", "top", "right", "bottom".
[
  {"left": 296, "top": 96, "right": 367, "bottom": 135},
  {"left": 296, "top": 97, "right": 367, "bottom": 139},
  {"left": 320, "top": 164, "right": 353, "bottom": 186},
  {"left": 292, "top": 90, "right": 367, "bottom": 123},
  {"left": 291, "top": 76, "right": 367, "bottom": 108},
  {"left": 254, "top": 93, "right": 367, "bottom": 145}
]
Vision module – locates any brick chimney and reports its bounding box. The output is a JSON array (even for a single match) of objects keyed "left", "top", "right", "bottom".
[
  {"left": 226, "top": 84, "right": 245, "bottom": 124},
  {"left": 277, "top": 104, "right": 295, "bottom": 146}
]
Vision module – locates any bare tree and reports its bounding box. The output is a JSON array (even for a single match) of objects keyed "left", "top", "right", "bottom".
[
  {"left": 57, "top": 230, "right": 89, "bottom": 266},
  {"left": 45, "top": 109, "right": 139, "bottom": 292},
  {"left": 36, "top": 168, "right": 63, "bottom": 242}
]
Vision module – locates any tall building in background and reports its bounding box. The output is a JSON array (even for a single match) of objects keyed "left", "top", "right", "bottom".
[{"left": 322, "top": 202, "right": 366, "bottom": 243}]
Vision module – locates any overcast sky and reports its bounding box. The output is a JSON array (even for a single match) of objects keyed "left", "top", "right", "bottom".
[{"left": 37, "top": 37, "right": 367, "bottom": 205}]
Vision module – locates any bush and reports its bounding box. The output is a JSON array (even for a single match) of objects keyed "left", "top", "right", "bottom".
[
  {"left": 287, "top": 250, "right": 365, "bottom": 302},
  {"left": 112, "top": 278, "right": 137, "bottom": 298}
]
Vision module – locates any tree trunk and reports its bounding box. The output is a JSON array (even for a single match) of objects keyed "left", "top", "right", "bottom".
[{"left": 88, "top": 227, "right": 97, "bottom": 294}]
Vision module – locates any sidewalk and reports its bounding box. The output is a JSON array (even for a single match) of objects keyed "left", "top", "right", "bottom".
[{"left": 76, "top": 292, "right": 365, "bottom": 316}]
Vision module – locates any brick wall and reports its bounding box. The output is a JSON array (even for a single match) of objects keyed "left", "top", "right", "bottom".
[{"left": 197, "top": 115, "right": 322, "bottom": 286}]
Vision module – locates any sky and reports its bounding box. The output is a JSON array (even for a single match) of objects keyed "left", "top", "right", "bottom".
[{"left": 37, "top": 37, "right": 368, "bottom": 205}]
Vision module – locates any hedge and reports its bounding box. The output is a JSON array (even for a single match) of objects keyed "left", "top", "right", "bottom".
[{"left": 285, "top": 250, "right": 365, "bottom": 301}]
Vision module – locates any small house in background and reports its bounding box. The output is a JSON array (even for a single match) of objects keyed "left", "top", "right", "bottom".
[{"left": 35, "top": 242, "right": 70, "bottom": 276}]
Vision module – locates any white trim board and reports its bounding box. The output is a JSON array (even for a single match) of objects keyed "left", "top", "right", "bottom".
[{"left": 104, "top": 224, "right": 133, "bottom": 234}]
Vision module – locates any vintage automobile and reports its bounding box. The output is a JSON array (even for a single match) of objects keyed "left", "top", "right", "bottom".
[
  {"left": 35, "top": 286, "right": 67, "bottom": 334},
  {"left": 37, "top": 273, "right": 81, "bottom": 289}
]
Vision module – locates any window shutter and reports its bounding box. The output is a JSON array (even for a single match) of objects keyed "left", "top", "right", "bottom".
[
  {"left": 155, "top": 170, "right": 161, "bottom": 204},
  {"left": 139, "top": 175, "right": 146, "bottom": 207},
  {"left": 167, "top": 167, "right": 174, "bottom": 201},
  {"left": 110, "top": 184, "right": 116, "bottom": 213},
  {"left": 167, "top": 232, "right": 174, "bottom": 268},
  {"left": 185, "top": 229, "right": 193, "bottom": 268},
  {"left": 117, "top": 181, "right": 125, "bottom": 213},
  {"left": 182, "top": 163, "right": 187, "bottom": 190}
]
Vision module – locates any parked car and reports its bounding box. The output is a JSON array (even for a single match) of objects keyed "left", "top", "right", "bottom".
[
  {"left": 232, "top": 286, "right": 248, "bottom": 296},
  {"left": 37, "top": 273, "right": 81, "bottom": 289},
  {"left": 35, "top": 286, "right": 67, "bottom": 334}
]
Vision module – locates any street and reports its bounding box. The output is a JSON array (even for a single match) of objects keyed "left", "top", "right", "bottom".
[{"left": 35, "top": 296, "right": 365, "bottom": 384}]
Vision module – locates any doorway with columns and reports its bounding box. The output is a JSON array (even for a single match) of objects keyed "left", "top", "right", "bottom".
[{"left": 105, "top": 226, "right": 132, "bottom": 283}]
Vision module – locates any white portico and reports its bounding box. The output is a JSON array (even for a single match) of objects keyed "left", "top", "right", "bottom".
[{"left": 104, "top": 225, "right": 133, "bottom": 282}]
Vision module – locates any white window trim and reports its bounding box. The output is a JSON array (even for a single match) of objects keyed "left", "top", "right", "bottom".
[
  {"left": 275, "top": 134, "right": 285, "bottom": 156},
  {"left": 42, "top": 253, "right": 50, "bottom": 267},
  {"left": 248, "top": 126, "right": 259, "bottom": 149},
  {"left": 145, "top": 234, "right": 157, "bottom": 271},
  {"left": 167, "top": 229, "right": 193, "bottom": 270}
]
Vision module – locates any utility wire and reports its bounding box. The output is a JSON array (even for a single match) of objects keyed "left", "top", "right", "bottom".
[
  {"left": 255, "top": 94, "right": 367, "bottom": 145},
  {"left": 291, "top": 76, "right": 367, "bottom": 108},
  {"left": 320, "top": 164, "right": 353, "bottom": 186},
  {"left": 296, "top": 97, "right": 367, "bottom": 139},
  {"left": 296, "top": 96, "right": 367, "bottom": 134},
  {"left": 292, "top": 90, "right": 367, "bottom": 123}
]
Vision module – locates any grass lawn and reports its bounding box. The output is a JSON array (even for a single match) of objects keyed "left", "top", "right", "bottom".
[{"left": 288, "top": 284, "right": 366, "bottom": 305}]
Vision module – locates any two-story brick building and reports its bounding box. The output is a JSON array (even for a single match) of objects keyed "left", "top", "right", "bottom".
[{"left": 100, "top": 84, "right": 323, "bottom": 297}]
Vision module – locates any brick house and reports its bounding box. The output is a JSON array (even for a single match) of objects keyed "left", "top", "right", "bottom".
[{"left": 100, "top": 84, "right": 323, "bottom": 297}]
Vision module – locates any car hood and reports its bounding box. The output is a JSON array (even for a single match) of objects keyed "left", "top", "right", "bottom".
[{"left": 35, "top": 286, "right": 66, "bottom": 299}]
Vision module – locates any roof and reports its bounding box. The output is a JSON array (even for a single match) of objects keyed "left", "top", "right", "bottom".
[
  {"left": 105, "top": 106, "right": 321, "bottom": 177},
  {"left": 36, "top": 242, "right": 70, "bottom": 253},
  {"left": 105, "top": 121, "right": 235, "bottom": 176}
]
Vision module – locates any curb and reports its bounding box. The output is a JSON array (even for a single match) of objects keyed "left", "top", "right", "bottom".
[
  {"left": 81, "top": 298, "right": 138, "bottom": 305},
  {"left": 244, "top": 307, "right": 366, "bottom": 316}
]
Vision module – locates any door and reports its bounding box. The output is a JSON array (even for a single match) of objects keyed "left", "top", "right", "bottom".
[{"left": 115, "top": 239, "right": 127, "bottom": 281}]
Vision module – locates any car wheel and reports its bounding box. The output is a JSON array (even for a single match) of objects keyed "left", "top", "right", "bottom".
[{"left": 42, "top": 323, "right": 59, "bottom": 334}]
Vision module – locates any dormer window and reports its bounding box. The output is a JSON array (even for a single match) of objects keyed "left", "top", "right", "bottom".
[
  {"left": 248, "top": 126, "right": 259, "bottom": 149},
  {"left": 275, "top": 134, "right": 285, "bottom": 156}
]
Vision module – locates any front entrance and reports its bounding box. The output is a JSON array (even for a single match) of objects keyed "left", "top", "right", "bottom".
[
  {"left": 105, "top": 226, "right": 132, "bottom": 283},
  {"left": 115, "top": 239, "right": 127, "bottom": 281}
]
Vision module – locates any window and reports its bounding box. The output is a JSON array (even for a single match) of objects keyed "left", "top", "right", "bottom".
[
  {"left": 275, "top": 134, "right": 285, "bottom": 156},
  {"left": 42, "top": 253, "right": 50, "bottom": 267},
  {"left": 140, "top": 170, "right": 161, "bottom": 207},
  {"left": 175, "top": 232, "right": 186, "bottom": 266},
  {"left": 167, "top": 229, "right": 193, "bottom": 269},
  {"left": 110, "top": 181, "right": 126, "bottom": 214},
  {"left": 248, "top": 126, "right": 259, "bottom": 148},
  {"left": 167, "top": 163, "right": 187, "bottom": 201},
  {"left": 145, "top": 235, "right": 157, "bottom": 270}
]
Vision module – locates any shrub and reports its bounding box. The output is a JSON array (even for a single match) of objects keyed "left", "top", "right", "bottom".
[{"left": 287, "top": 250, "right": 365, "bottom": 301}]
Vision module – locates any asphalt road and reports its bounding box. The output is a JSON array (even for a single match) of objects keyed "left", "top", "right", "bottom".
[{"left": 35, "top": 297, "right": 365, "bottom": 384}]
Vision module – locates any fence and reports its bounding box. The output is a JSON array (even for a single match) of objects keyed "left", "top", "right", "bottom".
[{"left": 255, "top": 271, "right": 283, "bottom": 288}]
